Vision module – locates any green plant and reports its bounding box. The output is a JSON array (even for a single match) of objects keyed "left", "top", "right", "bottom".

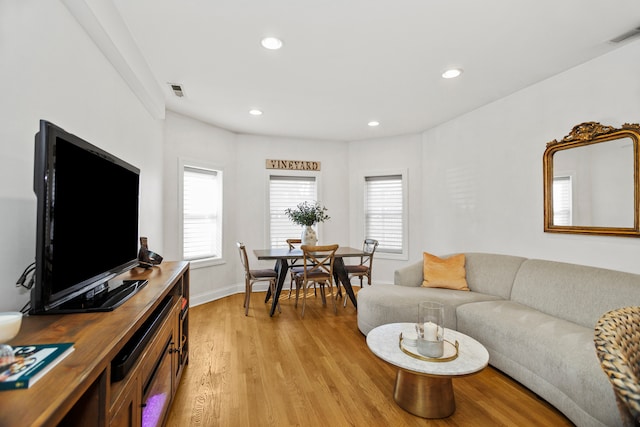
[{"left": 285, "top": 201, "right": 330, "bottom": 227}]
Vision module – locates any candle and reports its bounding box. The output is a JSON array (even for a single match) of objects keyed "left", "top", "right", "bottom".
[{"left": 424, "top": 321, "right": 438, "bottom": 341}]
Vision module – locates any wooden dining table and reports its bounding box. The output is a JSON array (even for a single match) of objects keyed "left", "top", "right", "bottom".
[{"left": 253, "top": 246, "right": 364, "bottom": 316}]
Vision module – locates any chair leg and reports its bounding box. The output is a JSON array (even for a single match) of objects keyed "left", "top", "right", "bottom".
[
  {"left": 329, "top": 281, "right": 337, "bottom": 314},
  {"left": 244, "top": 278, "right": 251, "bottom": 316},
  {"left": 301, "top": 280, "right": 308, "bottom": 318},
  {"left": 288, "top": 274, "right": 294, "bottom": 299},
  {"left": 319, "top": 282, "right": 327, "bottom": 307}
]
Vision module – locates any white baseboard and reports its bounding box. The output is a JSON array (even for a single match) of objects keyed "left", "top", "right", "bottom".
[
  {"left": 189, "top": 282, "right": 272, "bottom": 307},
  {"left": 188, "top": 280, "right": 392, "bottom": 308}
]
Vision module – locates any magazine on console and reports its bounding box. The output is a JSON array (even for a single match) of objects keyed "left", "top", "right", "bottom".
[{"left": 0, "top": 342, "right": 74, "bottom": 390}]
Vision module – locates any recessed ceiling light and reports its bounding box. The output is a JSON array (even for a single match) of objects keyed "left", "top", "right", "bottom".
[
  {"left": 368, "top": 121, "right": 380, "bottom": 127},
  {"left": 249, "top": 109, "right": 263, "bottom": 116},
  {"left": 442, "top": 68, "right": 463, "bottom": 79},
  {"left": 261, "top": 37, "right": 283, "bottom": 50}
]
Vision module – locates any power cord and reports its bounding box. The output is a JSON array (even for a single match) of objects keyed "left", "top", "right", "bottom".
[
  {"left": 20, "top": 300, "right": 31, "bottom": 314},
  {"left": 16, "top": 262, "right": 35, "bottom": 314},
  {"left": 16, "top": 261, "right": 36, "bottom": 290}
]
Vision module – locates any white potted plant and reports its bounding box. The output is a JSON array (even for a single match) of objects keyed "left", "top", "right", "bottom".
[{"left": 284, "top": 201, "right": 330, "bottom": 246}]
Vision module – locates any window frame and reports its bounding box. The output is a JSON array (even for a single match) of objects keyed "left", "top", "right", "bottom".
[
  {"left": 178, "top": 158, "right": 225, "bottom": 269},
  {"left": 266, "top": 170, "right": 321, "bottom": 249},
  {"left": 361, "top": 169, "right": 408, "bottom": 261}
]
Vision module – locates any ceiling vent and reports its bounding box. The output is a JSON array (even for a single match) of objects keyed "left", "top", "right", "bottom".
[
  {"left": 609, "top": 26, "right": 640, "bottom": 44},
  {"left": 169, "top": 83, "right": 185, "bottom": 97}
]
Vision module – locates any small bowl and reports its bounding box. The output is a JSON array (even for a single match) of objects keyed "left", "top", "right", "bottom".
[
  {"left": 402, "top": 330, "right": 418, "bottom": 346},
  {"left": 0, "top": 312, "right": 23, "bottom": 342}
]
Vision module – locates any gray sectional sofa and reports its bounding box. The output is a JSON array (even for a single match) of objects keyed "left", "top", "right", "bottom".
[{"left": 357, "top": 253, "right": 640, "bottom": 427}]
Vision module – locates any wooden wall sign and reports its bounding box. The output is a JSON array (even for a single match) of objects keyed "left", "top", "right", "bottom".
[{"left": 265, "top": 159, "right": 321, "bottom": 171}]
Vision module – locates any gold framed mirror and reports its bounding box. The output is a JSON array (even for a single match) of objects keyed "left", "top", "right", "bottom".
[{"left": 543, "top": 122, "right": 640, "bottom": 237}]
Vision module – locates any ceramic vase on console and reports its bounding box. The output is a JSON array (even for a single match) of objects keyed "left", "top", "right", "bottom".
[
  {"left": 301, "top": 225, "right": 318, "bottom": 246},
  {"left": 0, "top": 312, "right": 23, "bottom": 369}
]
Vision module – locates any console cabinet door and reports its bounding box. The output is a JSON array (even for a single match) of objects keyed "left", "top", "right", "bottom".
[{"left": 110, "top": 375, "right": 141, "bottom": 427}]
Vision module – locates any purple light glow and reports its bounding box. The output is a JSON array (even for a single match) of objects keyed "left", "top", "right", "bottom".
[{"left": 142, "top": 392, "right": 168, "bottom": 427}]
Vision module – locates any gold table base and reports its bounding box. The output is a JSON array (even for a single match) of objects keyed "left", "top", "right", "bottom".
[{"left": 393, "top": 369, "right": 455, "bottom": 418}]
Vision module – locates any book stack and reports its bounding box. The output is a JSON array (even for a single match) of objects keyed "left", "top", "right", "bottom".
[{"left": 0, "top": 343, "right": 74, "bottom": 390}]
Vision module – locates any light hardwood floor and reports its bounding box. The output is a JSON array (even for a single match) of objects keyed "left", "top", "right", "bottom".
[{"left": 166, "top": 289, "right": 574, "bottom": 426}]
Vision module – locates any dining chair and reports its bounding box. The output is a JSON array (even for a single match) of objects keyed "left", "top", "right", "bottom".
[
  {"left": 345, "top": 239, "right": 379, "bottom": 287},
  {"left": 287, "top": 238, "right": 320, "bottom": 298},
  {"left": 237, "top": 242, "right": 280, "bottom": 316},
  {"left": 294, "top": 244, "right": 339, "bottom": 318},
  {"left": 286, "top": 238, "right": 302, "bottom": 250},
  {"left": 594, "top": 306, "right": 640, "bottom": 426}
]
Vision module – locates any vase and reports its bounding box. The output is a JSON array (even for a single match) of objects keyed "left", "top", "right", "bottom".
[{"left": 301, "top": 225, "right": 318, "bottom": 246}]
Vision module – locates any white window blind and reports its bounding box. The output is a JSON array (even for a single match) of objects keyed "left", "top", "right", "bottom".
[
  {"left": 553, "top": 176, "right": 572, "bottom": 226},
  {"left": 269, "top": 175, "right": 317, "bottom": 248},
  {"left": 365, "top": 175, "right": 403, "bottom": 254},
  {"left": 183, "top": 166, "right": 222, "bottom": 260}
]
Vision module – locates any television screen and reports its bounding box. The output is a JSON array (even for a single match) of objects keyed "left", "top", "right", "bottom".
[{"left": 31, "top": 120, "right": 142, "bottom": 313}]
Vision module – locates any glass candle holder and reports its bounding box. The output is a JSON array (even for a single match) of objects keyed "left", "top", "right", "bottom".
[{"left": 416, "top": 301, "right": 444, "bottom": 358}]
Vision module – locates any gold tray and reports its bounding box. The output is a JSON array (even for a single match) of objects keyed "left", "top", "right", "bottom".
[{"left": 399, "top": 333, "right": 459, "bottom": 362}]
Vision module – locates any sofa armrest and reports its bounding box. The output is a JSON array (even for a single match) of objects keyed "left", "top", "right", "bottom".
[{"left": 394, "top": 261, "right": 423, "bottom": 287}]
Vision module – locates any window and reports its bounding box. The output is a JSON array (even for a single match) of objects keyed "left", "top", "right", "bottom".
[
  {"left": 269, "top": 175, "right": 317, "bottom": 248},
  {"left": 553, "top": 175, "right": 572, "bottom": 226},
  {"left": 365, "top": 174, "right": 405, "bottom": 255},
  {"left": 182, "top": 164, "right": 223, "bottom": 261}
]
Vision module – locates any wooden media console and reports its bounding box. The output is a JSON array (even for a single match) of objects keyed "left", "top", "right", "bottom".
[{"left": 0, "top": 261, "right": 189, "bottom": 427}]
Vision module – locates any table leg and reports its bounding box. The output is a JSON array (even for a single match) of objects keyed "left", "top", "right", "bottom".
[
  {"left": 268, "top": 258, "right": 289, "bottom": 316},
  {"left": 393, "top": 369, "right": 455, "bottom": 418},
  {"left": 333, "top": 257, "right": 357, "bottom": 309}
]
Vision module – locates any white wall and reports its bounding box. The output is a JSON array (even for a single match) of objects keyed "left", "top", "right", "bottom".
[
  {"left": 4, "top": 2, "right": 640, "bottom": 312},
  {"left": 0, "top": 1, "right": 164, "bottom": 312},
  {"left": 347, "top": 134, "right": 423, "bottom": 284},
  {"left": 235, "top": 135, "right": 350, "bottom": 280},
  {"left": 235, "top": 134, "right": 350, "bottom": 267},
  {"left": 420, "top": 40, "right": 640, "bottom": 274},
  {"left": 164, "top": 118, "right": 421, "bottom": 303},
  {"left": 163, "top": 111, "right": 238, "bottom": 305},
  {"left": 162, "top": 115, "right": 352, "bottom": 305},
  {"left": 165, "top": 39, "right": 640, "bottom": 304}
]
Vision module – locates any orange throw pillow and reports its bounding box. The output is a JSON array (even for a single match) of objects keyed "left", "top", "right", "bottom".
[{"left": 421, "top": 252, "right": 469, "bottom": 291}]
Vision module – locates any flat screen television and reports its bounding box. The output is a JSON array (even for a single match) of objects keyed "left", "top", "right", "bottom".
[{"left": 31, "top": 120, "right": 146, "bottom": 314}]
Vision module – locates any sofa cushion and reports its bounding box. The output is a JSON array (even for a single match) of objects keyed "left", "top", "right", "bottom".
[
  {"left": 457, "top": 300, "right": 620, "bottom": 427},
  {"left": 422, "top": 252, "right": 469, "bottom": 290},
  {"left": 356, "top": 284, "right": 501, "bottom": 335},
  {"left": 394, "top": 261, "right": 424, "bottom": 287},
  {"left": 394, "top": 253, "right": 525, "bottom": 299},
  {"left": 464, "top": 253, "right": 525, "bottom": 299},
  {"left": 510, "top": 259, "right": 640, "bottom": 328}
]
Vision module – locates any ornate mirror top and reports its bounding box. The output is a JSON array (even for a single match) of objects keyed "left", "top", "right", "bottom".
[{"left": 547, "top": 122, "right": 640, "bottom": 146}]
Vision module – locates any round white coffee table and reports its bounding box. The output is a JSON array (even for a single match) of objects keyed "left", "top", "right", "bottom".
[{"left": 366, "top": 322, "right": 489, "bottom": 418}]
